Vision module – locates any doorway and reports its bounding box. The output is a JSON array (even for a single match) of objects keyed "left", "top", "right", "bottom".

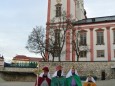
[{"left": 101, "top": 70, "right": 105, "bottom": 80}]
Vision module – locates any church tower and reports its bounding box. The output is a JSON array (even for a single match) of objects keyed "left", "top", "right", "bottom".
[
  {"left": 46, "top": 0, "right": 86, "bottom": 61},
  {"left": 47, "top": 0, "right": 86, "bottom": 24}
]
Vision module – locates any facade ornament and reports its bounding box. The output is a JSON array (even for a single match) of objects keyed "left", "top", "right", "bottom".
[{"left": 56, "top": 0, "right": 61, "bottom": 3}]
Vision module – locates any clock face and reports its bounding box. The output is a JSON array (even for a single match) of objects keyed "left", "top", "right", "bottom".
[{"left": 56, "top": 0, "right": 61, "bottom": 3}]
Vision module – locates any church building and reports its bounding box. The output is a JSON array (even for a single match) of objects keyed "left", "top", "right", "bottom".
[{"left": 46, "top": 0, "right": 115, "bottom": 62}]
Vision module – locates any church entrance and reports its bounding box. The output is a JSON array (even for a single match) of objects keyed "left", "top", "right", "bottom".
[{"left": 101, "top": 70, "right": 105, "bottom": 80}]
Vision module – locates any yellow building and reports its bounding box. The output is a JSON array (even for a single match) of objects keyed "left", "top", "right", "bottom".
[{"left": 12, "top": 55, "right": 42, "bottom": 67}]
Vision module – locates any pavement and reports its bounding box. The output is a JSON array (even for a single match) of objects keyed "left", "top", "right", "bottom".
[{"left": 0, "top": 79, "right": 115, "bottom": 86}]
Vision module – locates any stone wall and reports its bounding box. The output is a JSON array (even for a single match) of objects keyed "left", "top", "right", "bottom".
[
  {"left": 0, "top": 72, "right": 36, "bottom": 81},
  {"left": 0, "top": 62, "right": 115, "bottom": 81},
  {"left": 39, "top": 62, "right": 115, "bottom": 80}
]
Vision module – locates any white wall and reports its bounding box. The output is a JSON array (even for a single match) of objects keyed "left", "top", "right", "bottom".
[
  {"left": 76, "top": 0, "right": 85, "bottom": 20},
  {"left": 78, "top": 29, "right": 90, "bottom": 61},
  {"left": 93, "top": 27, "right": 108, "bottom": 61},
  {"left": 70, "top": 0, "right": 75, "bottom": 19},
  {"left": 50, "top": 0, "right": 67, "bottom": 22},
  {"left": 0, "top": 60, "right": 4, "bottom": 66},
  {"left": 110, "top": 27, "right": 115, "bottom": 61},
  {"left": 50, "top": 0, "right": 85, "bottom": 22},
  {"left": 74, "top": 22, "right": 115, "bottom": 61}
]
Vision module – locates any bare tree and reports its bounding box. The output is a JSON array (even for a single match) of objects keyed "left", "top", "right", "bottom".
[
  {"left": 26, "top": 26, "right": 47, "bottom": 61},
  {"left": 26, "top": 10, "right": 89, "bottom": 62},
  {"left": 26, "top": 21, "right": 69, "bottom": 62}
]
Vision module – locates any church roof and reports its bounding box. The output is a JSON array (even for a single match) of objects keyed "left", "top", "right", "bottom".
[{"left": 73, "top": 15, "right": 115, "bottom": 25}]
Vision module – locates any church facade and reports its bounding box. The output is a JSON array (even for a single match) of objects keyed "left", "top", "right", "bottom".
[{"left": 46, "top": 0, "right": 115, "bottom": 62}]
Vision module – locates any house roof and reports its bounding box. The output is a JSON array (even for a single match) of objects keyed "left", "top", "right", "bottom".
[
  {"left": 13, "top": 55, "right": 42, "bottom": 61},
  {"left": 73, "top": 15, "right": 115, "bottom": 25}
]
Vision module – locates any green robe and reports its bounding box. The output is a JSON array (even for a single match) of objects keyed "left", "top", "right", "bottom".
[
  {"left": 51, "top": 76, "right": 66, "bottom": 86},
  {"left": 66, "top": 75, "right": 82, "bottom": 86}
]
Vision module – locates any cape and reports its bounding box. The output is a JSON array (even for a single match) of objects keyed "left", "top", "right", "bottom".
[
  {"left": 66, "top": 74, "right": 82, "bottom": 86},
  {"left": 51, "top": 76, "right": 66, "bottom": 86},
  {"left": 35, "top": 77, "right": 51, "bottom": 86},
  {"left": 83, "top": 82, "right": 96, "bottom": 86}
]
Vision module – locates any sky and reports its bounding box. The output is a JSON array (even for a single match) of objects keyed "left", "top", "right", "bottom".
[{"left": 0, "top": 0, "right": 115, "bottom": 62}]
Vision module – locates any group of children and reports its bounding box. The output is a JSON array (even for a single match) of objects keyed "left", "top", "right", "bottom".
[{"left": 34, "top": 65, "right": 96, "bottom": 86}]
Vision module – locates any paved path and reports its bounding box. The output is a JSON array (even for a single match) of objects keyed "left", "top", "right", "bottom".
[
  {"left": 0, "top": 79, "right": 115, "bottom": 86},
  {"left": 95, "top": 79, "right": 115, "bottom": 86}
]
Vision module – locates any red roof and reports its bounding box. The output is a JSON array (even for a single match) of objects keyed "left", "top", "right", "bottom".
[
  {"left": 13, "top": 55, "right": 29, "bottom": 59},
  {"left": 29, "top": 57, "right": 42, "bottom": 61},
  {"left": 13, "top": 55, "right": 42, "bottom": 61}
]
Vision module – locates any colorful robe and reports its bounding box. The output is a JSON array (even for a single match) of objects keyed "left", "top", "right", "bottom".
[
  {"left": 51, "top": 76, "right": 66, "bottom": 86},
  {"left": 35, "top": 77, "right": 51, "bottom": 86},
  {"left": 83, "top": 82, "right": 96, "bottom": 86},
  {"left": 66, "top": 74, "right": 82, "bottom": 86}
]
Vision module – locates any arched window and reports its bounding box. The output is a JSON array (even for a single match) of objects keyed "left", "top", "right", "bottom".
[
  {"left": 96, "top": 29, "right": 104, "bottom": 45},
  {"left": 79, "top": 30, "right": 87, "bottom": 46}
]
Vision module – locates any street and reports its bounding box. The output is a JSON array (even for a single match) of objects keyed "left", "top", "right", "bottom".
[{"left": 0, "top": 79, "right": 115, "bottom": 86}]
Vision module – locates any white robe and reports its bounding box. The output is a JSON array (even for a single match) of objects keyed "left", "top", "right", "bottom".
[
  {"left": 40, "top": 80, "right": 49, "bottom": 86},
  {"left": 52, "top": 71, "right": 64, "bottom": 77},
  {"left": 39, "top": 72, "right": 51, "bottom": 79},
  {"left": 66, "top": 69, "right": 79, "bottom": 78},
  {"left": 85, "top": 77, "right": 96, "bottom": 83}
]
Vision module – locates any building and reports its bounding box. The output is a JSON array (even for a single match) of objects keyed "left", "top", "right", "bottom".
[
  {"left": 12, "top": 55, "right": 42, "bottom": 63},
  {"left": 46, "top": 0, "right": 115, "bottom": 61},
  {"left": 47, "top": 0, "right": 86, "bottom": 22},
  {"left": 0, "top": 55, "right": 4, "bottom": 67},
  {"left": 46, "top": 0, "right": 86, "bottom": 61},
  {"left": 73, "top": 16, "right": 115, "bottom": 61},
  {"left": 12, "top": 55, "right": 42, "bottom": 67}
]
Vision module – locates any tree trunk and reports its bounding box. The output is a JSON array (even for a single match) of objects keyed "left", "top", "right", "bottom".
[
  {"left": 59, "top": 55, "right": 61, "bottom": 62},
  {"left": 77, "top": 55, "right": 79, "bottom": 62}
]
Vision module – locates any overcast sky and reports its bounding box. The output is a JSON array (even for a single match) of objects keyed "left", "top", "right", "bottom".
[{"left": 0, "top": 0, "right": 115, "bottom": 62}]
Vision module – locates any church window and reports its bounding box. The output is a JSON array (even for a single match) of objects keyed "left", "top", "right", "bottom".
[
  {"left": 55, "top": 4, "right": 62, "bottom": 17},
  {"left": 54, "top": 29, "right": 60, "bottom": 57},
  {"left": 80, "top": 51, "right": 87, "bottom": 58},
  {"left": 55, "top": 29, "right": 60, "bottom": 45},
  {"left": 97, "top": 50, "right": 105, "bottom": 58},
  {"left": 113, "top": 30, "right": 115, "bottom": 44},
  {"left": 96, "top": 29, "right": 104, "bottom": 45},
  {"left": 114, "top": 50, "right": 115, "bottom": 58},
  {"left": 79, "top": 31, "right": 87, "bottom": 46}
]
